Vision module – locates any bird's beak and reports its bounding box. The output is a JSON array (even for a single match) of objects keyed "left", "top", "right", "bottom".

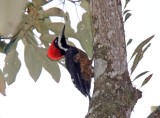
[{"left": 61, "top": 25, "right": 65, "bottom": 37}]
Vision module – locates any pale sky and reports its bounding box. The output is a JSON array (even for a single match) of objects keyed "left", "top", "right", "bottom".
[{"left": 1, "top": 0, "right": 160, "bottom": 118}]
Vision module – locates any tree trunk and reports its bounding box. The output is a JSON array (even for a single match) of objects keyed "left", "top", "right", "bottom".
[{"left": 86, "top": 0, "right": 142, "bottom": 118}]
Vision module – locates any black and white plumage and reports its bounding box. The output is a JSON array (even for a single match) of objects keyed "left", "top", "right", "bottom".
[
  {"left": 47, "top": 25, "right": 93, "bottom": 100},
  {"left": 65, "top": 46, "right": 92, "bottom": 99}
]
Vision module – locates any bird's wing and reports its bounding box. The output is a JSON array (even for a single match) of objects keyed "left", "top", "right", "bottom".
[{"left": 65, "top": 47, "right": 90, "bottom": 97}]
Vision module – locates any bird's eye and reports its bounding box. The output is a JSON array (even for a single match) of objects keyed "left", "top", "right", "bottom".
[{"left": 53, "top": 38, "right": 59, "bottom": 48}]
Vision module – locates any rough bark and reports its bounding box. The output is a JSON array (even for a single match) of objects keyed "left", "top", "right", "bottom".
[
  {"left": 86, "top": 0, "right": 142, "bottom": 118},
  {"left": 148, "top": 106, "right": 160, "bottom": 118}
]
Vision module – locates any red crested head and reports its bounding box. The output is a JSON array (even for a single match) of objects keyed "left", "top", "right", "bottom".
[
  {"left": 47, "top": 39, "right": 64, "bottom": 60},
  {"left": 47, "top": 25, "right": 68, "bottom": 60}
]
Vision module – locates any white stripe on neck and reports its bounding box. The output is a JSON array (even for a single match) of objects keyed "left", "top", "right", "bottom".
[{"left": 58, "top": 35, "right": 68, "bottom": 51}]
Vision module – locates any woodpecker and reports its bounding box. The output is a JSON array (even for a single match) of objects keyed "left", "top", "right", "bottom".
[{"left": 47, "top": 25, "right": 93, "bottom": 100}]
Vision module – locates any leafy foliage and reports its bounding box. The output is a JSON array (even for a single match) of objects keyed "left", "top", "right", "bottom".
[
  {"left": 133, "top": 71, "right": 149, "bottom": 81},
  {"left": 128, "top": 35, "right": 154, "bottom": 86},
  {"left": 129, "top": 35, "right": 154, "bottom": 61},
  {"left": 129, "top": 35, "right": 153, "bottom": 74},
  {"left": 126, "top": 38, "right": 133, "bottom": 46},
  {"left": 3, "top": 43, "right": 21, "bottom": 85},
  {"left": 43, "top": 7, "right": 66, "bottom": 17},
  {"left": 35, "top": 47, "right": 61, "bottom": 83},
  {"left": 0, "top": 0, "right": 93, "bottom": 94},
  {"left": 124, "top": 0, "right": 131, "bottom": 9},
  {"left": 24, "top": 45, "right": 42, "bottom": 81},
  {"left": 124, "top": 13, "right": 131, "bottom": 22},
  {"left": 141, "top": 73, "right": 153, "bottom": 87},
  {"left": 123, "top": 0, "right": 132, "bottom": 23}
]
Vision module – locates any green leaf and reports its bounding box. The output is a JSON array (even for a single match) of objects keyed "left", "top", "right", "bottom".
[
  {"left": 80, "top": 0, "right": 90, "bottom": 12},
  {"left": 130, "top": 35, "right": 154, "bottom": 61},
  {"left": 76, "top": 12, "right": 93, "bottom": 58},
  {"left": 124, "top": 13, "right": 131, "bottom": 22},
  {"left": 43, "top": 17, "right": 52, "bottom": 25},
  {"left": 48, "top": 22, "right": 76, "bottom": 38},
  {"left": 133, "top": 71, "right": 149, "bottom": 81},
  {"left": 141, "top": 74, "right": 153, "bottom": 87},
  {"left": 142, "top": 43, "right": 151, "bottom": 53},
  {"left": 123, "top": 10, "right": 131, "bottom": 15},
  {"left": 124, "top": 0, "right": 130, "bottom": 9},
  {"left": 0, "top": 69, "right": 6, "bottom": 96},
  {"left": 24, "top": 45, "right": 42, "bottom": 82},
  {"left": 26, "top": 30, "right": 38, "bottom": 46},
  {"left": 130, "top": 51, "right": 143, "bottom": 74},
  {"left": 38, "top": 33, "right": 50, "bottom": 48},
  {"left": 40, "top": 34, "right": 56, "bottom": 43},
  {"left": 127, "top": 38, "right": 133, "bottom": 46},
  {"left": 32, "top": 0, "right": 53, "bottom": 9},
  {"left": 35, "top": 47, "right": 61, "bottom": 83},
  {"left": 3, "top": 44, "right": 21, "bottom": 85},
  {"left": 130, "top": 43, "right": 151, "bottom": 74},
  {"left": 43, "top": 7, "right": 65, "bottom": 17},
  {"left": 33, "top": 19, "right": 49, "bottom": 34}
]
